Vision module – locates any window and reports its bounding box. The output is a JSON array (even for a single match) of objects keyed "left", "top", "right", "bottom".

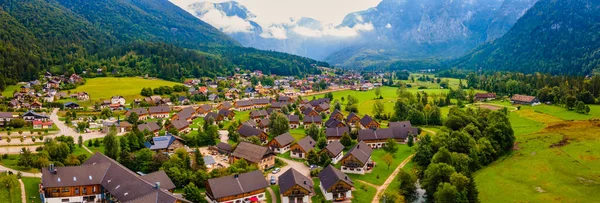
[
  {"left": 75, "top": 188, "right": 79, "bottom": 195},
  {"left": 61, "top": 188, "right": 69, "bottom": 193},
  {"left": 61, "top": 199, "right": 69, "bottom": 202},
  {"left": 258, "top": 194, "right": 264, "bottom": 198},
  {"left": 92, "top": 187, "right": 96, "bottom": 193},
  {"left": 82, "top": 188, "right": 87, "bottom": 194}
]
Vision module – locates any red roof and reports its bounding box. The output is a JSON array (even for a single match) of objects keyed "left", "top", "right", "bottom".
[
  {"left": 33, "top": 121, "right": 53, "bottom": 126},
  {"left": 199, "top": 86, "right": 208, "bottom": 93}
]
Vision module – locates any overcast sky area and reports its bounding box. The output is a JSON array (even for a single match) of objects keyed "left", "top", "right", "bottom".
[{"left": 171, "top": 0, "right": 382, "bottom": 25}]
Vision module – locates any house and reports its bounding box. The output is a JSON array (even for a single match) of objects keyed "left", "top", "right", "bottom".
[
  {"left": 170, "top": 119, "right": 190, "bottom": 134},
  {"left": 149, "top": 106, "right": 170, "bottom": 118},
  {"left": 340, "top": 141, "right": 373, "bottom": 174},
  {"left": 63, "top": 102, "right": 80, "bottom": 110},
  {"left": 102, "top": 120, "right": 132, "bottom": 133},
  {"left": 41, "top": 153, "right": 184, "bottom": 203},
  {"left": 357, "top": 122, "right": 418, "bottom": 148},
  {"left": 196, "top": 104, "right": 213, "bottom": 116},
  {"left": 172, "top": 107, "right": 195, "bottom": 123},
  {"left": 137, "top": 122, "right": 161, "bottom": 135},
  {"left": 22, "top": 111, "right": 49, "bottom": 122},
  {"left": 359, "top": 115, "right": 379, "bottom": 129},
  {"left": 474, "top": 93, "right": 497, "bottom": 101},
  {"left": 8, "top": 100, "right": 20, "bottom": 109},
  {"left": 20, "top": 85, "right": 30, "bottom": 93},
  {"left": 126, "top": 108, "right": 149, "bottom": 120},
  {"left": 204, "top": 112, "right": 219, "bottom": 124},
  {"left": 321, "top": 141, "right": 344, "bottom": 164},
  {"left": 77, "top": 92, "right": 90, "bottom": 101},
  {"left": 208, "top": 94, "right": 219, "bottom": 102},
  {"left": 290, "top": 136, "right": 316, "bottom": 159},
  {"left": 0, "top": 112, "right": 14, "bottom": 127},
  {"left": 302, "top": 107, "right": 319, "bottom": 116},
  {"left": 31, "top": 101, "right": 43, "bottom": 109},
  {"left": 217, "top": 142, "right": 233, "bottom": 155},
  {"left": 234, "top": 100, "right": 254, "bottom": 111},
  {"left": 278, "top": 96, "right": 293, "bottom": 103},
  {"left": 318, "top": 165, "right": 354, "bottom": 201},
  {"left": 237, "top": 125, "right": 269, "bottom": 144},
  {"left": 177, "top": 96, "right": 190, "bottom": 105},
  {"left": 329, "top": 109, "right": 344, "bottom": 121},
  {"left": 230, "top": 142, "right": 276, "bottom": 170},
  {"left": 303, "top": 116, "right": 322, "bottom": 127},
  {"left": 388, "top": 121, "right": 419, "bottom": 143},
  {"left": 203, "top": 156, "right": 217, "bottom": 169},
  {"left": 288, "top": 115, "right": 300, "bottom": 129},
  {"left": 346, "top": 112, "right": 360, "bottom": 127},
  {"left": 250, "top": 110, "right": 269, "bottom": 122},
  {"left": 216, "top": 102, "right": 232, "bottom": 110},
  {"left": 325, "top": 119, "right": 346, "bottom": 128},
  {"left": 252, "top": 98, "right": 270, "bottom": 108},
  {"left": 257, "top": 118, "right": 270, "bottom": 132},
  {"left": 33, "top": 121, "right": 53, "bottom": 129},
  {"left": 325, "top": 127, "right": 350, "bottom": 143},
  {"left": 145, "top": 133, "right": 185, "bottom": 153},
  {"left": 109, "top": 103, "right": 124, "bottom": 111},
  {"left": 206, "top": 170, "right": 269, "bottom": 203},
  {"left": 279, "top": 168, "right": 314, "bottom": 203},
  {"left": 270, "top": 101, "right": 289, "bottom": 110},
  {"left": 267, "top": 132, "right": 295, "bottom": 154},
  {"left": 309, "top": 98, "right": 330, "bottom": 107},
  {"left": 315, "top": 103, "right": 330, "bottom": 114},
  {"left": 43, "top": 94, "right": 54, "bottom": 102},
  {"left": 111, "top": 96, "right": 126, "bottom": 105},
  {"left": 511, "top": 94, "right": 540, "bottom": 105},
  {"left": 218, "top": 109, "right": 235, "bottom": 121}
]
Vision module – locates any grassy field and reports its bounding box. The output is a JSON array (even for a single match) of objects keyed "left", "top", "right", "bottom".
[
  {"left": 269, "top": 185, "right": 281, "bottom": 203},
  {"left": 67, "top": 77, "right": 181, "bottom": 105},
  {"left": 347, "top": 145, "right": 413, "bottom": 186},
  {"left": 0, "top": 154, "right": 40, "bottom": 173},
  {"left": 352, "top": 180, "right": 378, "bottom": 203},
  {"left": 384, "top": 160, "right": 416, "bottom": 196},
  {"left": 475, "top": 118, "right": 600, "bottom": 202},
  {"left": 2, "top": 85, "right": 20, "bottom": 98},
  {"left": 528, "top": 104, "right": 600, "bottom": 121},
  {"left": 22, "top": 177, "right": 41, "bottom": 203},
  {"left": 85, "top": 138, "right": 105, "bottom": 153},
  {"left": 0, "top": 174, "right": 21, "bottom": 203},
  {"left": 509, "top": 111, "right": 546, "bottom": 136}
]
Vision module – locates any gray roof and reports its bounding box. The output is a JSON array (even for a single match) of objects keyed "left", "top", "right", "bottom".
[
  {"left": 128, "top": 108, "right": 148, "bottom": 116},
  {"left": 288, "top": 115, "right": 300, "bottom": 123},
  {"left": 137, "top": 122, "right": 160, "bottom": 133},
  {"left": 232, "top": 142, "right": 274, "bottom": 163},
  {"left": 360, "top": 115, "right": 376, "bottom": 127},
  {"left": 149, "top": 106, "right": 170, "bottom": 114},
  {"left": 252, "top": 98, "right": 270, "bottom": 105},
  {"left": 145, "top": 134, "right": 183, "bottom": 150},
  {"left": 318, "top": 165, "right": 353, "bottom": 190},
  {"left": 389, "top": 121, "right": 419, "bottom": 140},
  {"left": 237, "top": 125, "right": 265, "bottom": 138},
  {"left": 358, "top": 128, "right": 393, "bottom": 141},
  {"left": 171, "top": 119, "right": 189, "bottom": 130},
  {"left": 343, "top": 141, "right": 372, "bottom": 165},
  {"left": 217, "top": 142, "right": 232, "bottom": 153},
  {"left": 329, "top": 109, "right": 343, "bottom": 119},
  {"left": 199, "top": 104, "right": 213, "bottom": 112},
  {"left": 346, "top": 112, "right": 359, "bottom": 121},
  {"left": 295, "top": 136, "right": 316, "bottom": 152},
  {"left": 203, "top": 156, "right": 216, "bottom": 165},
  {"left": 324, "top": 141, "right": 344, "bottom": 157},
  {"left": 325, "top": 119, "right": 345, "bottom": 128},
  {"left": 279, "top": 168, "right": 314, "bottom": 195},
  {"left": 303, "top": 116, "right": 322, "bottom": 123},
  {"left": 42, "top": 153, "right": 186, "bottom": 203},
  {"left": 250, "top": 110, "right": 269, "bottom": 118},
  {"left": 325, "top": 127, "right": 349, "bottom": 138},
  {"left": 0, "top": 112, "right": 14, "bottom": 118},
  {"left": 235, "top": 100, "right": 253, "bottom": 107},
  {"left": 273, "top": 132, "right": 295, "bottom": 146},
  {"left": 207, "top": 170, "right": 269, "bottom": 199}
]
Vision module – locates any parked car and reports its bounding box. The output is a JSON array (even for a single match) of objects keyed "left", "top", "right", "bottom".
[
  {"left": 270, "top": 176, "right": 276, "bottom": 185},
  {"left": 309, "top": 165, "right": 320, "bottom": 170},
  {"left": 271, "top": 168, "right": 281, "bottom": 174}
]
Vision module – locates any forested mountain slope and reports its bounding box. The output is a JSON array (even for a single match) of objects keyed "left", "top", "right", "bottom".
[
  {"left": 0, "top": 0, "right": 326, "bottom": 90},
  {"left": 453, "top": 0, "right": 600, "bottom": 75}
]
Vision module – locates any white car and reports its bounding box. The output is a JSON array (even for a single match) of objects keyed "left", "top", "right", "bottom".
[{"left": 271, "top": 168, "right": 281, "bottom": 174}]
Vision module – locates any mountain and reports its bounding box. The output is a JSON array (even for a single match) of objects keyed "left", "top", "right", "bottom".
[
  {"left": 453, "top": 0, "right": 600, "bottom": 75},
  {"left": 0, "top": 0, "right": 326, "bottom": 89},
  {"left": 485, "top": 0, "right": 539, "bottom": 41}
]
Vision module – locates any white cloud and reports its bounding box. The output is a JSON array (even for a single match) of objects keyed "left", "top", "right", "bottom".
[
  {"left": 199, "top": 9, "right": 254, "bottom": 33},
  {"left": 386, "top": 23, "right": 392, "bottom": 29},
  {"left": 260, "top": 26, "right": 288, "bottom": 39},
  {"left": 292, "top": 23, "right": 374, "bottom": 38}
]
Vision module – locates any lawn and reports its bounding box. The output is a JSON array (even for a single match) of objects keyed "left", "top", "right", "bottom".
[
  {"left": 72, "top": 145, "right": 92, "bottom": 157},
  {"left": 85, "top": 138, "right": 105, "bottom": 153},
  {"left": 289, "top": 128, "right": 306, "bottom": 141},
  {"left": 384, "top": 160, "right": 416, "bottom": 196},
  {"left": 311, "top": 178, "right": 329, "bottom": 203},
  {"left": 22, "top": 177, "right": 41, "bottom": 203},
  {"left": 0, "top": 154, "right": 40, "bottom": 173},
  {"left": 0, "top": 174, "right": 21, "bottom": 203},
  {"left": 529, "top": 104, "right": 600, "bottom": 121},
  {"left": 352, "top": 180, "right": 378, "bottom": 203},
  {"left": 68, "top": 77, "right": 181, "bottom": 105},
  {"left": 508, "top": 111, "right": 546, "bottom": 136},
  {"left": 474, "top": 121, "right": 600, "bottom": 203},
  {"left": 269, "top": 185, "right": 281, "bottom": 203},
  {"left": 2, "top": 85, "right": 20, "bottom": 98},
  {"left": 347, "top": 145, "right": 413, "bottom": 186}
]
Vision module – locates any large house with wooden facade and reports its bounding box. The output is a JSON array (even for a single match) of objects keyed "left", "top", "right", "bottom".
[
  {"left": 149, "top": 106, "right": 171, "bottom": 118},
  {"left": 303, "top": 116, "right": 322, "bottom": 128},
  {"left": 288, "top": 115, "right": 300, "bottom": 129},
  {"left": 230, "top": 142, "right": 276, "bottom": 170},
  {"left": 196, "top": 104, "right": 213, "bottom": 116},
  {"left": 511, "top": 94, "right": 540, "bottom": 105},
  {"left": 340, "top": 141, "right": 373, "bottom": 174},
  {"left": 137, "top": 122, "right": 161, "bottom": 136},
  {"left": 41, "top": 153, "right": 186, "bottom": 203},
  {"left": 329, "top": 109, "right": 344, "bottom": 121},
  {"left": 474, "top": 93, "right": 497, "bottom": 101},
  {"left": 205, "top": 170, "right": 269, "bottom": 203},
  {"left": 359, "top": 115, "right": 380, "bottom": 129},
  {"left": 267, "top": 132, "right": 295, "bottom": 154},
  {"left": 145, "top": 134, "right": 186, "bottom": 153},
  {"left": 237, "top": 124, "right": 269, "bottom": 144},
  {"left": 357, "top": 121, "right": 418, "bottom": 148},
  {"left": 279, "top": 168, "right": 314, "bottom": 203},
  {"left": 346, "top": 112, "right": 360, "bottom": 128},
  {"left": 127, "top": 108, "right": 149, "bottom": 121},
  {"left": 325, "top": 127, "right": 350, "bottom": 143},
  {"left": 318, "top": 165, "right": 354, "bottom": 201},
  {"left": 321, "top": 141, "right": 345, "bottom": 164},
  {"left": 290, "top": 136, "right": 316, "bottom": 159}
]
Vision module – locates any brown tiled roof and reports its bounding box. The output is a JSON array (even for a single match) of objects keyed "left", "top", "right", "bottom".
[
  {"left": 235, "top": 100, "right": 253, "bottom": 107},
  {"left": 207, "top": 170, "right": 269, "bottom": 199},
  {"left": 252, "top": 98, "right": 270, "bottom": 105},
  {"left": 279, "top": 168, "right": 314, "bottom": 195},
  {"left": 199, "top": 104, "right": 213, "bottom": 112},
  {"left": 511, "top": 94, "right": 537, "bottom": 103},
  {"left": 475, "top": 93, "right": 496, "bottom": 99},
  {"left": 232, "top": 142, "right": 274, "bottom": 163}
]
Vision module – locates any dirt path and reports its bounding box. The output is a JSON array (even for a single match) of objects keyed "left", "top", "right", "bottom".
[
  {"left": 266, "top": 187, "right": 277, "bottom": 203},
  {"left": 372, "top": 154, "right": 415, "bottom": 203},
  {"left": 356, "top": 180, "right": 380, "bottom": 189},
  {"left": 82, "top": 145, "right": 93, "bottom": 154},
  {"left": 18, "top": 178, "right": 26, "bottom": 203},
  {"left": 421, "top": 128, "right": 437, "bottom": 136},
  {"left": 0, "top": 165, "right": 41, "bottom": 178}
]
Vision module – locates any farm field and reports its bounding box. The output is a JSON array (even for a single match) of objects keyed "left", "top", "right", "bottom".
[
  {"left": 475, "top": 114, "right": 600, "bottom": 202},
  {"left": 1, "top": 85, "right": 20, "bottom": 98},
  {"left": 67, "top": 77, "right": 181, "bottom": 105},
  {"left": 527, "top": 104, "right": 600, "bottom": 121}
]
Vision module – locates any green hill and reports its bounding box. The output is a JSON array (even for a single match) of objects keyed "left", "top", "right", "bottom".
[{"left": 452, "top": 0, "right": 600, "bottom": 75}]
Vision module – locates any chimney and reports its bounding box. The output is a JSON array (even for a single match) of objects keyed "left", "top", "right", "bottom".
[
  {"left": 357, "top": 144, "right": 360, "bottom": 149},
  {"left": 234, "top": 174, "right": 239, "bottom": 179},
  {"left": 303, "top": 181, "right": 307, "bottom": 185},
  {"left": 154, "top": 182, "right": 160, "bottom": 189}
]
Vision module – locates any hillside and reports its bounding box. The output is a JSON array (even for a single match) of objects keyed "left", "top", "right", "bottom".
[
  {"left": 0, "top": 0, "right": 326, "bottom": 89},
  {"left": 453, "top": 0, "right": 600, "bottom": 75}
]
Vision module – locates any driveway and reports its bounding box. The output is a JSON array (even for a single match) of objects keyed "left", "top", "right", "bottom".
[
  {"left": 49, "top": 108, "right": 114, "bottom": 141},
  {"left": 268, "top": 157, "right": 311, "bottom": 183},
  {"left": 218, "top": 130, "right": 229, "bottom": 143}
]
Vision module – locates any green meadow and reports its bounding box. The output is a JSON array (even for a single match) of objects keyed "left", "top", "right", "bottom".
[{"left": 67, "top": 77, "right": 181, "bottom": 105}]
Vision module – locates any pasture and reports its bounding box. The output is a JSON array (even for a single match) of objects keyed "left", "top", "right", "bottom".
[{"left": 67, "top": 77, "right": 181, "bottom": 105}]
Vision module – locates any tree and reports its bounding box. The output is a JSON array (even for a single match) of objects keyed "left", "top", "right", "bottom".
[
  {"left": 194, "top": 150, "right": 206, "bottom": 171},
  {"left": 434, "top": 183, "right": 459, "bottom": 203},
  {"left": 382, "top": 138, "right": 398, "bottom": 154},
  {"left": 407, "top": 134, "right": 415, "bottom": 149},
  {"left": 64, "top": 154, "right": 81, "bottom": 166},
  {"left": 397, "top": 170, "right": 417, "bottom": 202},
  {"left": 127, "top": 112, "right": 139, "bottom": 125},
  {"left": 340, "top": 132, "right": 352, "bottom": 148},
  {"left": 373, "top": 100, "right": 385, "bottom": 118},
  {"left": 9, "top": 119, "right": 25, "bottom": 128},
  {"left": 382, "top": 153, "right": 393, "bottom": 170},
  {"left": 565, "top": 95, "right": 577, "bottom": 110},
  {"left": 306, "top": 124, "right": 320, "bottom": 141},
  {"left": 227, "top": 125, "right": 239, "bottom": 143},
  {"left": 78, "top": 135, "right": 83, "bottom": 147},
  {"left": 183, "top": 183, "right": 207, "bottom": 203},
  {"left": 104, "top": 126, "right": 121, "bottom": 159},
  {"left": 18, "top": 148, "right": 33, "bottom": 168},
  {"left": 307, "top": 150, "right": 319, "bottom": 165},
  {"left": 422, "top": 163, "right": 456, "bottom": 200},
  {"left": 318, "top": 151, "right": 332, "bottom": 167},
  {"left": 269, "top": 112, "right": 289, "bottom": 137},
  {"left": 375, "top": 87, "right": 382, "bottom": 99}
]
